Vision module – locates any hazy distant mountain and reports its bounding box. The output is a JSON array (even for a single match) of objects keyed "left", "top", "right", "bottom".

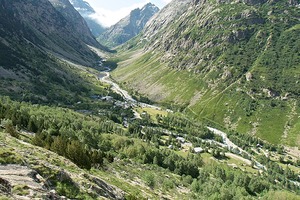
[
  {"left": 69, "top": 0, "right": 105, "bottom": 37},
  {"left": 98, "top": 3, "right": 159, "bottom": 47}
]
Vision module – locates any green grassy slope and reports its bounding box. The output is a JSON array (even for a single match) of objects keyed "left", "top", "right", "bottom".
[{"left": 111, "top": 0, "right": 300, "bottom": 146}]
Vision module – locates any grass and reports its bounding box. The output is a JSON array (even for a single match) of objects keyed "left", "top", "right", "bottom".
[
  {"left": 91, "top": 167, "right": 154, "bottom": 199},
  {"left": 0, "top": 131, "right": 23, "bottom": 164},
  {"left": 226, "top": 156, "right": 257, "bottom": 174},
  {"left": 12, "top": 185, "right": 30, "bottom": 196},
  {"left": 256, "top": 104, "right": 289, "bottom": 144},
  {"left": 263, "top": 190, "right": 300, "bottom": 200},
  {"left": 175, "top": 150, "right": 189, "bottom": 158},
  {"left": 91, "top": 159, "right": 190, "bottom": 199},
  {"left": 278, "top": 163, "right": 300, "bottom": 174},
  {"left": 286, "top": 104, "right": 300, "bottom": 147},
  {"left": 135, "top": 107, "right": 168, "bottom": 122},
  {"left": 201, "top": 153, "right": 214, "bottom": 164},
  {"left": 0, "top": 196, "right": 11, "bottom": 200}
]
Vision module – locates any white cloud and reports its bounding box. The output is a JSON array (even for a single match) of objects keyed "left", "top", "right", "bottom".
[
  {"left": 86, "top": 1, "right": 150, "bottom": 27},
  {"left": 162, "top": 0, "right": 172, "bottom": 3}
]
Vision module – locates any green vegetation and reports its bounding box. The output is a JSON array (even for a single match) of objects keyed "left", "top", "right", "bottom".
[
  {"left": 0, "top": 139, "right": 23, "bottom": 164},
  {"left": 12, "top": 185, "right": 29, "bottom": 196},
  {"left": 263, "top": 190, "right": 300, "bottom": 200}
]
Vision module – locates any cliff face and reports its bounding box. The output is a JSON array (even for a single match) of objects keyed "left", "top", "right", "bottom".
[{"left": 98, "top": 3, "right": 159, "bottom": 47}]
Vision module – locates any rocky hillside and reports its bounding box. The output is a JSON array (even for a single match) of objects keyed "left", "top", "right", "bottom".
[
  {"left": 70, "top": 0, "right": 105, "bottom": 37},
  {"left": 49, "top": 0, "right": 101, "bottom": 47},
  {"left": 98, "top": 3, "right": 159, "bottom": 47},
  {"left": 0, "top": 131, "right": 125, "bottom": 199},
  {"left": 112, "top": 0, "right": 300, "bottom": 146},
  {"left": 0, "top": 0, "right": 105, "bottom": 103}
]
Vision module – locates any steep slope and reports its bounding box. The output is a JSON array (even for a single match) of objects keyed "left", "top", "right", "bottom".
[
  {"left": 0, "top": 0, "right": 104, "bottom": 103},
  {"left": 112, "top": 0, "right": 300, "bottom": 146},
  {"left": 98, "top": 3, "right": 159, "bottom": 48},
  {"left": 69, "top": 0, "right": 105, "bottom": 37},
  {"left": 48, "top": 0, "right": 101, "bottom": 48},
  {"left": 0, "top": 130, "right": 125, "bottom": 199}
]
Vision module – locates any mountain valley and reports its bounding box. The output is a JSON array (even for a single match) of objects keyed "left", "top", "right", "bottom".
[{"left": 0, "top": 0, "right": 300, "bottom": 199}]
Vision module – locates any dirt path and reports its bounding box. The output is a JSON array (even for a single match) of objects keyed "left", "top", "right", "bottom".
[{"left": 225, "top": 153, "right": 252, "bottom": 165}]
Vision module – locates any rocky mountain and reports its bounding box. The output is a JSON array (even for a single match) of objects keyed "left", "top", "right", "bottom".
[
  {"left": 48, "top": 0, "right": 101, "bottom": 47},
  {"left": 0, "top": 0, "right": 103, "bottom": 103},
  {"left": 69, "top": 0, "right": 105, "bottom": 37},
  {"left": 98, "top": 3, "right": 159, "bottom": 48},
  {"left": 112, "top": 0, "right": 300, "bottom": 146}
]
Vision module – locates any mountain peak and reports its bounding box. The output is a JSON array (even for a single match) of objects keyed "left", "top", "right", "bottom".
[
  {"left": 98, "top": 3, "right": 160, "bottom": 47},
  {"left": 142, "top": 2, "right": 160, "bottom": 14},
  {"left": 69, "top": 0, "right": 95, "bottom": 14}
]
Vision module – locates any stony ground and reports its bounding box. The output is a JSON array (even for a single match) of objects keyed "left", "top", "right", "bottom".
[{"left": 0, "top": 131, "right": 125, "bottom": 200}]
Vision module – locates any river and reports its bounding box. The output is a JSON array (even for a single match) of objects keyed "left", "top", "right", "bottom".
[{"left": 98, "top": 69, "right": 164, "bottom": 111}]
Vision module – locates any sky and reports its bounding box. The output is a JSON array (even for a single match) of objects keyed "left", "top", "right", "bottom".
[{"left": 84, "top": 0, "right": 172, "bottom": 27}]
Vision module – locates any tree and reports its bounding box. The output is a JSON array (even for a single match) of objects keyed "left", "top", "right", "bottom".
[
  {"left": 248, "top": 178, "right": 268, "bottom": 194},
  {"left": 51, "top": 136, "right": 67, "bottom": 156},
  {"left": 3, "top": 119, "right": 19, "bottom": 138},
  {"left": 143, "top": 172, "right": 155, "bottom": 188},
  {"left": 66, "top": 140, "right": 91, "bottom": 170},
  {"left": 190, "top": 179, "right": 200, "bottom": 192},
  {"left": 90, "top": 150, "right": 104, "bottom": 167},
  {"left": 27, "top": 117, "right": 38, "bottom": 133},
  {"left": 153, "top": 156, "right": 158, "bottom": 165}
]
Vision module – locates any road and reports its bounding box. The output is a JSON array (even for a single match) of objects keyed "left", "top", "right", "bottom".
[
  {"left": 207, "top": 127, "right": 265, "bottom": 169},
  {"left": 99, "top": 71, "right": 136, "bottom": 102},
  {"left": 98, "top": 68, "right": 166, "bottom": 111}
]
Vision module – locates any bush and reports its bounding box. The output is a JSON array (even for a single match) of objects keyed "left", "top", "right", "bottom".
[
  {"left": 143, "top": 172, "right": 155, "bottom": 188},
  {"left": 163, "top": 179, "right": 175, "bottom": 191},
  {"left": 2, "top": 119, "right": 19, "bottom": 138}
]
